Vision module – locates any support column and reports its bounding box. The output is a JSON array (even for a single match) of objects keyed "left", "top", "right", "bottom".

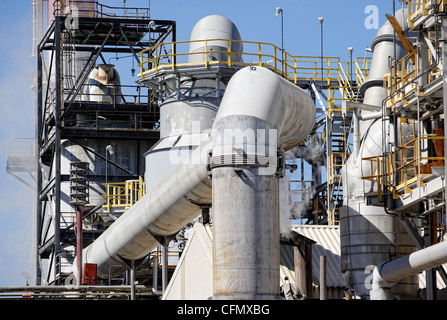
[
  {"left": 130, "top": 260, "right": 136, "bottom": 300},
  {"left": 76, "top": 208, "right": 83, "bottom": 286},
  {"left": 36, "top": 47, "right": 43, "bottom": 286},
  {"left": 443, "top": 12, "right": 447, "bottom": 194},
  {"left": 320, "top": 255, "right": 327, "bottom": 300},
  {"left": 162, "top": 242, "right": 168, "bottom": 294},
  {"left": 54, "top": 16, "right": 62, "bottom": 284}
]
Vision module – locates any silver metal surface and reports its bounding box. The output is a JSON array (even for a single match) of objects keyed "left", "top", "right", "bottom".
[
  {"left": 211, "top": 66, "right": 315, "bottom": 299},
  {"left": 188, "top": 14, "right": 243, "bottom": 64},
  {"left": 341, "top": 9, "right": 418, "bottom": 299}
]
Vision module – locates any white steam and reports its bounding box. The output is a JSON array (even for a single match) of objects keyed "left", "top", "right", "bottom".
[{"left": 279, "top": 146, "right": 319, "bottom": 237}]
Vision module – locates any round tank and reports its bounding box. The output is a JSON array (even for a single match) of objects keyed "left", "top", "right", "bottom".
[
  {"left": 144, "top": 15, "right": 243, "bottom": 190},
  {"left": 341, "top": 9, "right": 418, "bottom": 299},
  {"left": 82, "top": 64, "right": 122, "bottom": 103},
  {"left": 188, "top": 15, "right": 243, "bottom": 64}
]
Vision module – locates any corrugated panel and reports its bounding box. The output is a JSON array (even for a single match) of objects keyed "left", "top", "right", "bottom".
[
  {"left": 293, "top": 225, "right": 343, "bottom": 288},
  {"left": 280, "top": 225, "right": 344, "bottom": 288},
  {"left": 163, "top": 223, "right": 213, "bottom": 300},
  {"left": 284, "top": 224, "right": 447, "bottom": 291}
]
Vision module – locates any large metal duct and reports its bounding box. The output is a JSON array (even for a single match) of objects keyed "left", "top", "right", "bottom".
[
  {"left": 74, "top": 66, "right": 315, "bottom": 291},
  {"left": 340, "top": 9, "right": 418, "bottom": 299},
  {"left": 211, "top": 66, "right": 315, "bottom": 299},
  {"left": 371, "top": 240, "right": 447, "bottom": 299},
  {"left": 77, "top": 14, "right": 242, "bottom": 280}
]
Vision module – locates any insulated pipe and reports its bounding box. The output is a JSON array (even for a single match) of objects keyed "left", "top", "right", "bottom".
[
  {"left": 75, "top": 140, "right": 212, "bottom": 279},
  {"left": 211, "top": 66, "right": 315, "bottom": 299},
  {"left": 78, "top": 14, "right": 242, "bottom": 280},
  {"left": 76, "top": 208, "right": 82, "bottom": 286},
  {"left": 75, "top": 66, "right": 315, "bottom": 291},
  {"left": 371, "top": 241, "right": 447, "bottom": 300}
]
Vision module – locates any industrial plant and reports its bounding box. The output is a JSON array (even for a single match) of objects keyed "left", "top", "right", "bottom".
[{"left": 2, "top": 0, "right": 447, "bottom": 301}]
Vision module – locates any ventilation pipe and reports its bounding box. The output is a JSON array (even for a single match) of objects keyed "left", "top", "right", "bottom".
[
  {"left": 371, "top": 240, "right": 447, "bottom": 300},
  {"left": 211, "top": 66, "right": 315, "bottom": 299},
  {"left": 73, "top": 65, "right": 315, "bottom": 295},
  {"left": 340, "top": 9, "right": 418, "bottom": 299}
]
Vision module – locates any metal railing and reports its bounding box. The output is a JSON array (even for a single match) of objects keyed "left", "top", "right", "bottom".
[
  {"left": 53, "top": 1, "right": 149, "bottom": 20},
  {"left": 362, "top": 135, "right": 444, "bottom": 200},
  {"left": 384, "top": 49, "right": 418, "bottom": 110},
  {"left": 138, "top": 38, "right": 368, "bottom": 87},
  {"left": 63, "top": 84, "right": 153, "bottom": 105},
  {"left": 138, "top": 38, "right": 369, "bottom": 122},
  {"left": 408, "top": 0, "right": 445, "bottom": 28},
  {"left": 327, "top": 152, "right": 349, "bottom": 185},
  {"left": 102, "top": 176, "right": 146, "bottom": 212},
  {"left": 7, "top": 139, "right": 36, "bottom": 158}
]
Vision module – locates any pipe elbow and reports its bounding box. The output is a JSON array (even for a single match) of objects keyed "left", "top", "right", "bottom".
[{"left": 370, "top": 262, "right": 397, "bottom": 300}]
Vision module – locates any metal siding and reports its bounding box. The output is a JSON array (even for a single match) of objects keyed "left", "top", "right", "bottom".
[
  {"left": 163, "top": 223, "right": 213, "bottom": 300},
  {"left": 291, "top": 225, "right": 343, "bottom": 288}
]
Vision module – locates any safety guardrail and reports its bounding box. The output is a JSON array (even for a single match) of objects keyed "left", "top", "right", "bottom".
[
  {"left": 384, "top": 49, "right": 418, "bottom": 110},
  {"left": 138, "top": 39, "right": 369, "bottom": 88},
  {"left": 53, "top": 1, "right": 149, "bottom": 20},
  {"left": 102, "top": 176, "right": 146, "bottom": 212},
  {"left": 408, "top": 0, "right": 445, "bottom": 29},
  {"left": 362, "top": 135, "right": 444, "bottom": 200}
]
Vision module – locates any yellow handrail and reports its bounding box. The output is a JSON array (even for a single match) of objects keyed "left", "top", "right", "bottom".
[
  {"left": 102, "top": 176, "right": 146, "bottom": 212},
  {"left": 384, "top": 49, "right": 418, "bottom": 109},
  {"left": 137, "top": 38, "right": 364, "bottom": 87},
  {"left": 407, "top": 0, "right": 445, "bottom": 29},
  {"left": 362, "top": 135, "right": 445, "bottom": 200}
]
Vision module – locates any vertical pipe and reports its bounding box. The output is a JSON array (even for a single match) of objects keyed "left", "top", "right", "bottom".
[
  {"left": 424, "top": 214, "right": 436, "bottom": 300},
  {"left": 212, "top": 166, "right": 280, "bottom": 299},
  {"left": 319, "top": 18, "right": 324, "bottom": 88},
  {"left": 36, "top": 49, "right": 43, "bottom": 286},
  {"left": 320, "top": 255, "right": 327, "bottom": 300},
  {"left": 443, "top": 10, "right": 447, "bottom": 225},
  {"left": 54, "top": 16, "right": 62, "bottom": 284},
  {"left": 280, "top": 9, "right": 284, "bottom": 75},
  {"left": 152, "top": 256, "right": 158, "bottom": 293},
  {"left": 211, "top": 66, "right": 315, "bottom": 299},
  {"left": 162, "top": 243, "right": 168, "bottom": 294},
  {"left": 76, "top": 208, "right": 83, "bottom": 286},
  {"left": 130, "top": 260, "right": 136, "bottom": 300}
]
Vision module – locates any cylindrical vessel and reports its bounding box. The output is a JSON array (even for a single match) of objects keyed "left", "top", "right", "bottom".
[
  {"left": 144, "top": 15, "right": 242, "bottom": 190},
  {"left": 340, "top": 9, "right": 418, "bottom": 299},
  {"left": 188, "top": 15, "right": 243, "bottom": 64},
  {"left": 82, "top": 64, "right": 122, "bottom": 103}
]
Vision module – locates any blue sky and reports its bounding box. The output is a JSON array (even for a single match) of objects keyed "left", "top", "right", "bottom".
[{"left": 0, "top": 0, "right": 395, "bottom": 287}]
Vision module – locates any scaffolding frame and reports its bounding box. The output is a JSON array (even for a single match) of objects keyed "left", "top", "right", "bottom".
[{"left": 35, "top": 11, "right": 175, "bottom": 286}]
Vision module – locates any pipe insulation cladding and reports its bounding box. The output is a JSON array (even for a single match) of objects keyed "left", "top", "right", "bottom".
[
  {"left": 188, "top": 14, "right": 243, "bottom": 64},
  {"left": 73, "top": 66, "right": 315, "bottom": 297},
  {"left": 371, "top": 240, "right": 447, "bottom": 300},
  {"left": 211, "top": 66, "right": 315, "bottom": 299}
]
